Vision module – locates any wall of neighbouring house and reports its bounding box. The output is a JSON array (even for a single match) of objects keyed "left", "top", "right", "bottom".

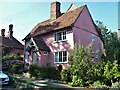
[
  {"left": 24, "top": 39, "right": 32, "bottom": 65},
  {"left": 40, "top": 28, "right": 74, "bottom": 68},
  {"left": 73, "top": 6, "right": 104, "bottom": 61},
  {"left": 10, "top": 48, "right": 23, "bottom": 55}
]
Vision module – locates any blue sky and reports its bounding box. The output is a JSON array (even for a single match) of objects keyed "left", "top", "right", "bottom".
[{"left": 0, "top": 1, "right": 118, "bottom": 43}]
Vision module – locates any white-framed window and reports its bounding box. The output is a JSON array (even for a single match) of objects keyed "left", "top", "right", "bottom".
[
  {"left": 43, "top": 51, "right": 48, "bottom": 55},
  {"left": 54, "top": 31, "right": 66, "bottom": 42},
  {"left": 54, "top": 51, "right": 68, "bottom": 63},
  {"left": 32, "top": 52, "right": 38, "bottom": 64},
  {"left": 91, "top": 34, "right": 95, "bottom": 42}
]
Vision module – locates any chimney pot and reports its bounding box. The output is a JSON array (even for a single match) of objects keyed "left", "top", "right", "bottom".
[
  {"left": 8, "top": 24, "right": 13, "bottom": 38},
  {"left": 1, "top": 29, "right": 5, "bottom": 37},
  {"left": 9, "top": 24, "right": 13, "bottom": 31}
]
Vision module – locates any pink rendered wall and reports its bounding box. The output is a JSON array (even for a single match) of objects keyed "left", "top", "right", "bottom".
[
  {"left": 73, "top": 6, "right": 103, "bottom": 60},
  {"left": 40, "top": 28, "right": 74, "bottom": 68},
  {"left": 40, "top": 51, "right": 49, "bottom": 66}
]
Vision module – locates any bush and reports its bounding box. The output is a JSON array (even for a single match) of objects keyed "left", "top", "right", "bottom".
[
  {"left": 38, "top": 66, "right": 57, "bottom": 79},
  {"left": 29, "top": 64, "right": 58, "bottom": 79},
  {"left": 10, "top": 64, "right": 24, "bottom": 74},
  {"left": 110, "top": 82, "right": 120, "bottom": 89},
  {"left": 70, "top": 76, "right": 85, "bottom": 87},
  {"left": 92, "top": 80, "right": 104, "bottom": 87},
  {"left": 29, "top": 64, "right": 40, "bottom": 78},
  {"left": 3, "top": 59, "right": 24, "bottom": 73},
  {"left": 61, "top": 68, "right": 72, "bottom": 82},
  {"left": 2, "top": 55, "right": 23, "bottom": 60},
  {"left": 68, "top": 44, "right": 95, "bottom": 86}
]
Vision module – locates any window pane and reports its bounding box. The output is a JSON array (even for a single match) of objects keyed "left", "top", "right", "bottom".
[
  {"left": 58, "top": 32, "right": 62, "bottom": 40},
  {"left": 63, "top": 51, "right": 67, "bottom": 62},
  {"left": 44, "top": 51, "right": 48, "bottom": 55},
  {"left": 59, "top": 52, "right": 62, "bottom": 62},
  {"left": 63, "top": 31, "right": 66, "bottom": 40},
  {"left": 54, "top": 33, "right": 57, "bottom": 41},
  {"left": 32, "top": 52, "right": 38, "bottom": 64},
  {"left": 55, "top": 52, "right": 58, "bottom": 62}
]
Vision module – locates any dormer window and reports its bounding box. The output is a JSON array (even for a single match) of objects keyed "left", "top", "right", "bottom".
[{"left": 54, "top": 31, "right": 66, "bottom": 42}]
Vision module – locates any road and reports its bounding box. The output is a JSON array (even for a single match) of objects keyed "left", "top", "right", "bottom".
[{"left": 1, "top": 85, "right": 15, "bottom": 89}]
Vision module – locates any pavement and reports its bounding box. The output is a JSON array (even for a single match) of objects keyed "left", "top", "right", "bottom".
[
  {"left": 13, "top": 75, "right": 100, "bottom": 90},
  {"left": 14, "top": 75, "right": 72, "bottom": 89}
]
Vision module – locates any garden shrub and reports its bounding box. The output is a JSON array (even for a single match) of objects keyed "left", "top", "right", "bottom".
[
  {"left": 92, "top": 80, "right": 104, "bottom": 87},
  {"left": 70, "top": 76, "right": 85, "bottom": 87},
  {"left": 10, "top": 63, "right": 24, "bottom": 74},
  {"left": 61, "top": 68, "right": 72, "bottom": 82},
  {"left": 68, "top": 44, "right": 95, "bottom": 86},
  {"left": 38, "top": 66, "right": 57, "bottom": 79},
  {"left": 29, "top": 64, "right": 58, "bottom": 79},
  {"left": 60, "top": 44, "right": 120, "bottom": 87},
  {"left": 103, "top": 61, "right": 120, "bottom": 86},
  {"left": 110, "top": 81, "right": 120, "bottom": 89},
  {"left": 2, "top": 55, "right": 23, "bottom": 60},
  {"left": 3, "top": 59, "right": 24, "bottom": 73},
  {"left": 29, "top": 64, "right": 39, "bottom": 77}
]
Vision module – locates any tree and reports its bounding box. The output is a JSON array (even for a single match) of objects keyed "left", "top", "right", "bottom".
[
  {"left": 95, "top": 20, "right": 120, "bottom": 62},
  {"left": 105, "top": 32, "right": 120, "bottom": 62},
  {"left": 95, "top": 20, "right": 111, "bottom": 41}
]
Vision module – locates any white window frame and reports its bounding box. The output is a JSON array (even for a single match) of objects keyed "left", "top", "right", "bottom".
[
  {"left": 54, "top": 31, "right": 67, "bottom": 42},
  {"left": 43, "top": 51, "right": 48, "bottom": 55},
  {"left": 54, "top": 51, "right": 68, "bottom": 64}
]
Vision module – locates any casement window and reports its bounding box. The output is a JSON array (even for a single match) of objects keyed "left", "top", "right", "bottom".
[
  {"left": 32, "top": 52, "right": 38, "bottom": 64},
  {"left": 91, "top": 34, "right": 95, "bottom": 42},
  {"left": 43, "top": 51, "right": 48, "bottom": 55},
  {"left": 54, "top": 51, "right": 68, "bottom": 63},
  {"left": 54, "top": 31, "right": 66, "bottom": 42}
]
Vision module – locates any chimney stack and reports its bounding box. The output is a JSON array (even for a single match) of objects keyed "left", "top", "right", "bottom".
[
  {"left": 50, "top": 1, "right": 61, "bottom": 20},
  {"left": 8, "top": 24, "right": 13, "bottom": 38},
  {"left": 1, "top": 29, "right": 5, "bottom": 37}
]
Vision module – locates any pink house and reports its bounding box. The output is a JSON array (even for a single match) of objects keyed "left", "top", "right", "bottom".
[{"left": 23, "top": 2, "right": 104, "bottom": 69}]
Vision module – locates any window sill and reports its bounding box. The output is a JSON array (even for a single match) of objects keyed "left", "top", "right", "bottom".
[
  {"left": 54, "top": 61, "right": 68, "bottom": 64},
  {"left": 54, "top": 40, "right": 67, "bottom": 43}
]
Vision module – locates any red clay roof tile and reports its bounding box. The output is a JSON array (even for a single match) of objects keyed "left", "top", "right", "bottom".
[{"left": 23, "top": 5, "right": 85, "bottom": 40}]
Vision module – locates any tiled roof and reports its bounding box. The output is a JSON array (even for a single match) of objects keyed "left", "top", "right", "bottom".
[
  {"left": 1, "top": 36, "right": 24, "bottom": 49},
  {"left": 32, "top": 36, "right": 50, "bottom": 51},
  {"left": 23, "top": 5, "right": 86, "bottom": 40}
]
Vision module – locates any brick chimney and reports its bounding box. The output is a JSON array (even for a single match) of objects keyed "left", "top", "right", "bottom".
[
  {"left": 50, "top": 1, "right": 61, "bottom": 20},
  {"left": 1, "top": 29, "right": 5, "bottom": 37},
  {"left": 8, "top": 24, "right": 13, "bottom": 38}
]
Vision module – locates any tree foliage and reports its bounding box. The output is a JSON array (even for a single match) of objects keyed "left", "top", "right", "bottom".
[
  {"left": 61, "top": 44, "right": 96, "bottom": 86},
  {"left": 95, "top": 20, "right": 120, "bottom": 62},
  {"left": 61, "top": 44, "right": 120, "bottom": 87}
]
